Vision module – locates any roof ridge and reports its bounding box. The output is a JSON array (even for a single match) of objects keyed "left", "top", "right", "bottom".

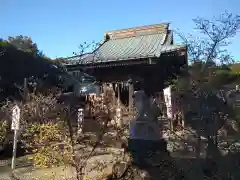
[
  {"left": 104, "top": 31, "right": 167, "bottom": 41},
  {"left": 105, "top": 23, "right": 169, "bottom": 34},
  {"left": 104, "top": 23, "right": 169, "bottom": 40}
]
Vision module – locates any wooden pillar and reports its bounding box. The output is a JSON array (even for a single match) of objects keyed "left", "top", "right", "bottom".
[
  {"left": 128, "top": 80, "right": 134, "bottom": 114},
  {"left": 100, "top": 83, "right": 104, "bottom": 110},
  {"left": 117, "top": 83, "right": 120, "bottom": 106}
]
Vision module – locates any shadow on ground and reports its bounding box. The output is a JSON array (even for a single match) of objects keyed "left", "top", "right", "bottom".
[
  {"left": 106, "top": 137, "right": 240, "bottom": 180},
  {"left": 0, "top": 143, "right": 26, "bottom": 160}
]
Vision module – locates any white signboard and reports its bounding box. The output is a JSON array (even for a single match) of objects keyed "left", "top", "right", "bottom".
[
  {"left": 163, "top": 86, "right": 173, "bottom": 119},
  {"left": 11, "top": 105, "right": 20, "bottom": 130},
  {"left": 11, "top": 104, "right": 20, "bottom": 170}
]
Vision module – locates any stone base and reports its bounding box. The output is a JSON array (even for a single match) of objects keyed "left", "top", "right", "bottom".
[
  {"left": 127, "top": 138, "right": 168, "bottom": 154},
  {"left": 109, "top": 138, "right": 185, "bottom": 179}
]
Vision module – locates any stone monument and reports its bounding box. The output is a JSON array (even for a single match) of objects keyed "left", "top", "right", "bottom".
[
  {"left": 128, "top": 89, "right": 168, "bottom": 158},
  {"left": 129, "top": 90, "right": 162, "bottom": 140},
  {"left": 108, "top": 90, "right": 184, "bottom": 179}
]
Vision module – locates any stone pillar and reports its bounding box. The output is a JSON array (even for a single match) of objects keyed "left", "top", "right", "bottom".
[
  {"left": 117, "top": 83, "right": 120, "bottom": 106},
  {"left": 116, "top": 83, "right": 122, "bottom": 127},
  {"left": 128, "top": 80, "right": 134, "bottom": 114},
  {"left": 77, "top": 108, "right": 84, "bottom": 134},
  {"left": 116, "top": 107, "right": 122, "bottom": 127}
]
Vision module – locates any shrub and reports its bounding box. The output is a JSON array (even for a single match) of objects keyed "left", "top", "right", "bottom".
[
  {"left": 23, "top": 121, "right": 73, "bottom": 168},
  {"left": 17, "top": 93, "right": 73, "bottom": 168},
  {"left": 0, "top": 103, "right": 13, "bottom": 153}
]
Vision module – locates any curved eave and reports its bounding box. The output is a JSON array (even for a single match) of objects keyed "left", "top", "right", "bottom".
[{"left": 65, "top": 45, "right": 186, "bottom": 70}]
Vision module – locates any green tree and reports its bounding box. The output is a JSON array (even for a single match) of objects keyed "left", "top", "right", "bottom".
[
  {"left": 7, "top": 35, "right": 44, "bottom": 57},
  {"left": 0, "top": 40, "right": 63, "bottom": 100}
]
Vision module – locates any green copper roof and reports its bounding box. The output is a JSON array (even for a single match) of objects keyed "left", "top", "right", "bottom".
[
  {"left": 64, "top": 24, "right": 186, "bottom": 65},
  {"left": 97, "top": 33, "right": 167, "bottom": 60},
  {"left": 79, "top": 33, "right": 184, "bottom": 64}
]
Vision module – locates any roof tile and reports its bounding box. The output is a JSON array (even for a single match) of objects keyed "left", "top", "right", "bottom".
[
  {"left": 64, "top": 24, "right": 186, "bottom": 65},
  {"left": 88, "top": 32, "right": 184, "bottom": 63}
]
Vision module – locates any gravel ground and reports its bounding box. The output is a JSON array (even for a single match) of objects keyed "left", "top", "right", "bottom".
[
  {"left": 1, "top": 128, "right": 239, "bottom": 180},
  {"left": 0, "top": 147, "right": 124, "bottom": 180},
  {"left": 0, "top": 166, "right": 77, "bottom": 180}
]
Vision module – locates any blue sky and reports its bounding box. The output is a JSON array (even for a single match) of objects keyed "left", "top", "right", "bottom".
[{"left": 1, "top": 0, "right": 240, "bottom": 60}]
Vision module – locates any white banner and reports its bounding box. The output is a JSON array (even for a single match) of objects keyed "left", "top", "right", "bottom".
[{"left": 163, "top": 86, "right": 173, "bottom": 119}]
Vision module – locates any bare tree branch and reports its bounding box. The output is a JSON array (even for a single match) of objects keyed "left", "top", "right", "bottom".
[
  {"left": 178, "top": 12, "right": 240, "bottom": 67},
  {"left": 174, "top": 13, "right": 240, "bottom": 172}
]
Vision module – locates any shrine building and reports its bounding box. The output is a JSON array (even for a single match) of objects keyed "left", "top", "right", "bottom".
[{"left": 63, "top": 23, "right": 188, "bottom": 111}]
